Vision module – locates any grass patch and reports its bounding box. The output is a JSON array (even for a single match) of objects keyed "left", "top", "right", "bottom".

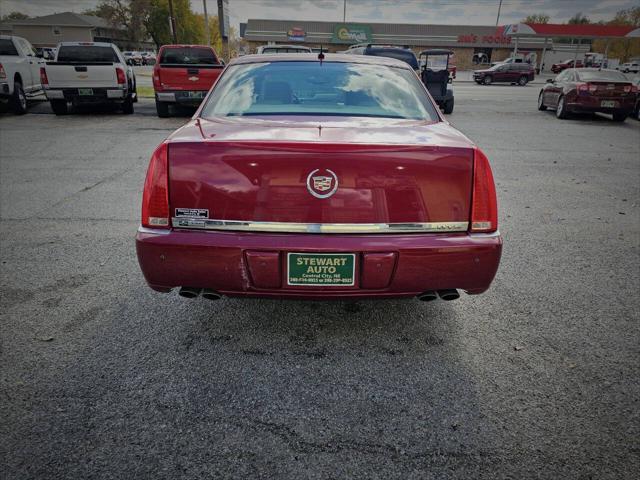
[{"left": 137, "top": 86, "right": 155, "bottom": 98}]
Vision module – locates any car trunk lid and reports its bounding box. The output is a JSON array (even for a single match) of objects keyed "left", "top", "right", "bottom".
[{"left": 167, "top": 118, "right": 474, "bottom": 231}]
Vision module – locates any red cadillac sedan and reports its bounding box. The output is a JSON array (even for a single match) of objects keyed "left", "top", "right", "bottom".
[{"left": 136, "top": 54, "right": 502, "bottom": 301}]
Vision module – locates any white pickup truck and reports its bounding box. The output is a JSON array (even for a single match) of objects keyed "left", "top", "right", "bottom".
[
  {"left": 0, "top": 35, "right": 45, "bottom": 114},
  {"left": 42, "top": 42, "right": 137, "bottom": 115}
]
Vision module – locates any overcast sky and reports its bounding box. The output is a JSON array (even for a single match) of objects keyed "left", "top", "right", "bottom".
[{"left": 2, "top": 0, "right": 637, "bottom": 29}]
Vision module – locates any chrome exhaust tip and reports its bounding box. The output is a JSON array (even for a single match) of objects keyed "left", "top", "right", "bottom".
[
  {"left": 417, "top": 291, "right": 438, "bottom": 302},
  {"left": 178, "top": 287, "right": 201, "bottom": 299},
  {"left": 202, "top": 289, "right": 222, "bottom": 301},
  {"left": 438, "top": 289, "right": 460, "bottom": 301}
]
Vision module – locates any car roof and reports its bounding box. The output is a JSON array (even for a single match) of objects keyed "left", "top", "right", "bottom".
[
  {"left": 58, "top": 41, "right": 115, "bottom": 47},
  {"left": 229, "top": 53, "right": 412, "bottom": 69},
  {"left": 261, "top": 44, "right": 310, "bottom": 49}
]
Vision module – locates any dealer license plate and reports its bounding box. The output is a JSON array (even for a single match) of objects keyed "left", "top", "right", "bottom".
[
  {"left": 78, "top": 88, "right": 93, "bottom": 96},
  {"left": 287, "top": 253, "right": 355, "bottom": 286},
  {"left": 601, "top": 100, "right": 616, "bottom": 108}
]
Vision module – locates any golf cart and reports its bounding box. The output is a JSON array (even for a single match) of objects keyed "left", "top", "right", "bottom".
[{"left": 419, "top": 49, "right": 455, "bottom": 114}]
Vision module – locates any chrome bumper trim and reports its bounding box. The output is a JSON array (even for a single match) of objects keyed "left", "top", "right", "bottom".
[
  {"left": 138, "top": 226, "right": 171, "bottom": 235},
  {"left": 171, "top": 218, "right": 469, "bottom": 234}
]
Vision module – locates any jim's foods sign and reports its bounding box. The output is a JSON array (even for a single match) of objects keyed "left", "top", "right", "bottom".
[{"left": 332, "top": 24, "right": 372, "bottom": 44}]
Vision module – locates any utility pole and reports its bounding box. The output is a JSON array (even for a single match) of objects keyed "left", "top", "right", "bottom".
[
  {"left": 168, "top": 0, "right": 177, "bottom": 44},
  {"left": 203, "top": 0, "right": 210, "bottom": 46},
  {"left": 343, "top": 0, "right": 346, "bottom": 22},
  {"left": 495, "top": 0, "right": 502, "bottom": 27}
]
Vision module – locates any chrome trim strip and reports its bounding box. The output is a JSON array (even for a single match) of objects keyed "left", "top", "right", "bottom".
[
  {"left": 171, "top": 218, "right": 469, "bottom": 234},
  {"left": 469, "top": 230, "right": 501, "bottom": 238},
  {"left": 138, "top": 226, "right": 171, "bottom": 235}
]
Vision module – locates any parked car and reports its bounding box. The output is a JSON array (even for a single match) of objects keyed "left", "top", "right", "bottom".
[
  {"left": 0, "top": 35, "right": 45, "bottom": 114},
  {"left": 41, "top": 42, "right": 137, "bottom": 115},
  {"left": 136, "top": 54, "right": 502, "bottom": 301},
  {"left": 256, "top": 44, "right": 312, "bottom": 54},
  {"left": 631, "top": 77, "right": 640, "bottom": 120},
  {"left": 617, "top": 62, "right": 640, "bottom": 74},
  {"left": 473, "top": 62, "right": 535, "bottom": 86},
  {"left": 345, "top": 44, "right": 419, "bottom": 70},
  {"left": 123, "top": 51, "right": 142, "bottom": 66},
  {"left": 538, "top": 68, "right": 637, "bottom": 122},
  {"left": 141, "top": 51, "right": 156, "bottom": 65},
  {"left": 551, "top": 59, "right": 584, "bottom": 74},
  {"left": 152, "top": 44, "right": 224, "bottom": 117}
]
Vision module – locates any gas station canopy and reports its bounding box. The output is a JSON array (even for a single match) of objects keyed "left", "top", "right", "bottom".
[{"left": 503, "top": 23, "right": 640, "bottom": 39}]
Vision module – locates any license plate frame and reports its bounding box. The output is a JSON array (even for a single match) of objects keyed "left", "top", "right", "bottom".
[
  {"left": 601, "top": 100, "right": 616, "bottom": 108},
  {"left": 287, "top": 253, "right": 356, "bottom": 287},
  {"left": 78, "top": 88, "right": 93, "bottom": 96},
  {"left": 187, "top": 91, "right": 204, "bottom": 99}
]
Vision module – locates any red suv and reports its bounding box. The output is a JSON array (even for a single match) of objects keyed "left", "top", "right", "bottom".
[{"left": 473, "top": 62, "right": 535, "bottom": 86}]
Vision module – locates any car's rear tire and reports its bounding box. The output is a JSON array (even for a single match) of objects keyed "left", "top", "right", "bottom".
[
  {"left": 537, "top": 91, "right": 547, "bottom": 111},
  {"left": 518, "top": 75, "right": 528, "bottom": 86},
  {"left": 483, "top": 76, "right": 492, "bottom": 85},
  {"left": 443, "top": 98, "right": 454, "bottom": 114},
  {"left": 10, "top": 82, "right": 27, "bottom": 115},
  {"left": 556, "top": 96, "right": 568, "bottom": 119},
  {"left": 156, "top": 99, "right": 170, "bottom": 118},
  {"left": 612, "top": 112, "right": 627, "bottom": 122},
  {"left": 122, "top": 95, "right": 134, "bottom": 114},
  {"left": 50, "top": 100, "right": 68, "bottom": 115}
]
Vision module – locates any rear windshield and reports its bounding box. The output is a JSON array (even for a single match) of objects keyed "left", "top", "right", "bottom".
[
  {"left": 160, "top": 47, "right": 218, "bottom": 65},
  {"left": 261, "top": 47, "right": 310, "bottom": 54},
  {"left": 0, "top": 39, "right": 19, "bottom": 56},
  {"left": 577, "top": 70, "right": 629, "bottom": 82},
  {"left": 201, "top": 61, "right": 439, "bottom": 121},
  {"left": 366, "top": 49, "right": 419, "bottom": 70},
  {"left": 57, "top": 45, "right": 118, "bottom": 63}
]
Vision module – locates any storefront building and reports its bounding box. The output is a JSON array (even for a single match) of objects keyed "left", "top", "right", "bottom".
[{"left": 242, "top": 19, "right": 548, "bottom": 69}]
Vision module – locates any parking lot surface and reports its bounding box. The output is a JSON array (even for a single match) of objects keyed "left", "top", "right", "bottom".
[{"left": 1, "top": 85, "right": 639, "bottom": 479}]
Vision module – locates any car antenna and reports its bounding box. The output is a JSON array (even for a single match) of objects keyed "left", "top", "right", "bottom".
[{"left": 318, "top": 45, "right": 325, "bottom": 65}]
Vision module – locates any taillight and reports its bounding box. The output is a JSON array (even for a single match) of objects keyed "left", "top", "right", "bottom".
[
  {"left": 623, "top": 85, "right": 632, "bottom": 93},
  {"left": 0, "top": 63, "right": 6, "bottom": 80},
  {"left": 577, "top": 83, "right": 588, "bottom": 92},
  {"left": 152, "top": 67, "right": 161, "bottom": 90},
  {"left": 40, "top": 67, "right": 48, "bottom": 86},
  {"left": 589, "top": 84, "right": 597, "bottom": 92},
  {"left": 470, "top": 148, "right": 498, "bottom": 233},
  {"left": 141, "top": 143, "right": 169, "bottom": 228},
  {"left": 116, "top": 67, "right": 126, "bottom": 85}
]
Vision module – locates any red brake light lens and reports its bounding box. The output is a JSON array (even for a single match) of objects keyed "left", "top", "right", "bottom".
[
  {"left": 470, "top": 147, "right": 498, "bottom": 233},
  {"left": 40, "top": 67, "right": 48, "bottom": 86},
  {"left": 623, "top": 85, "right": 632, "bottom": 93},
  {"left": 0, "top": 63, "right": 6, "bottom": 80},
  {"left": 141, "top": 143, "right": 169, "bottom": 228},
  {"left": 577, "top": 83, "right": 588, "bottom": 92},
  {"left": 116, "top": 67, "right": 126, "bottom": 85}
]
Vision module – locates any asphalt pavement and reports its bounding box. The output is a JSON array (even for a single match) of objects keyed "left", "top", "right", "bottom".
[{"left": 1, "top": 84, "right": 639, "bottom": 479}]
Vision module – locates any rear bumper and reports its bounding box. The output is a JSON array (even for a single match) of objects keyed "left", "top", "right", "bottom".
[
  {"left": 135, "top": 227, "right": 502, "bottom": 299},
  {"left": 45, "top": 87, "right": 127, "bottom": 103},
  {"left": 566, "top": 97, "right": 635, "bottom": 115},
  {"left": 155, "top": 90, "right": 207, "bottom": 105},
  {"left": 0, "top": 82, "right": 10, "bottom": 97}
]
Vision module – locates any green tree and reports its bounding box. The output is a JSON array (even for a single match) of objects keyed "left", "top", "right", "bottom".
[
  {"left": 567, "top": 12, "right": 591, "bottom": 24},
  {"left": 1, "top": 12, "right": 30, "bottom": 21},
  {"left": 592, "top": 7, "right": 640, "bottom": 62},
  {"left": 522, "top": 14, "right": 550, "bottom": 24}
]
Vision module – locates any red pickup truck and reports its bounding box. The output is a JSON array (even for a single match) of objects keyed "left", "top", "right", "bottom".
[{"left": 152, "top": 45, "right": 223, "bottom": 117}]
